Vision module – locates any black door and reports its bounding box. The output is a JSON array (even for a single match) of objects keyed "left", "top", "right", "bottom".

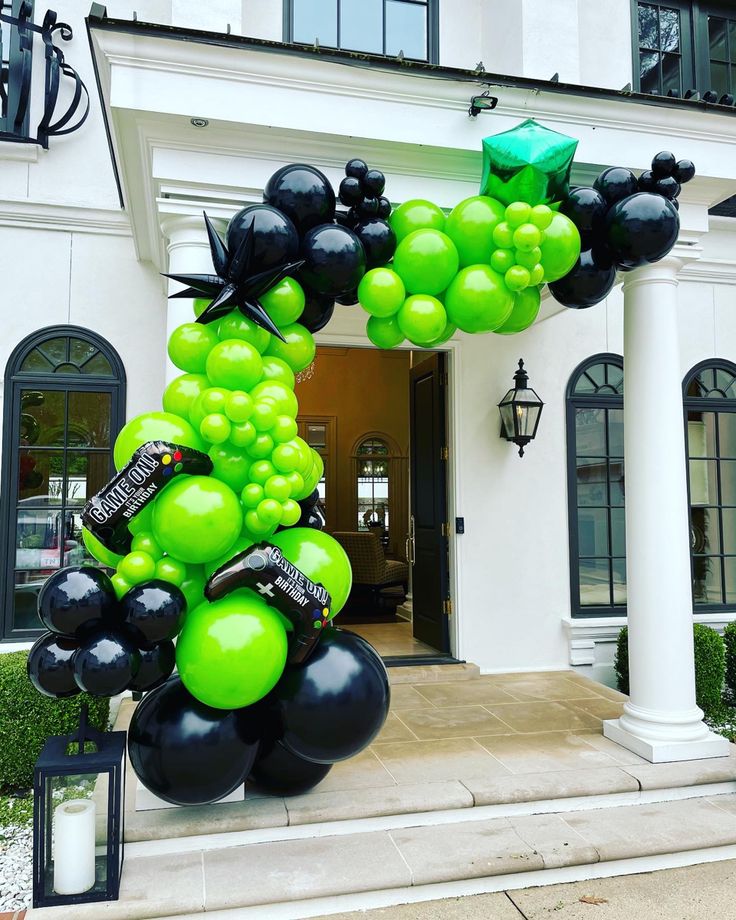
[{"left": 409, "top": 353, "right": 450, "bottom": 653}]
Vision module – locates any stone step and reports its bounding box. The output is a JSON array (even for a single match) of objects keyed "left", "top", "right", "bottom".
[{"left": 388, "top": 663, "right": 480, "bottom": 684}]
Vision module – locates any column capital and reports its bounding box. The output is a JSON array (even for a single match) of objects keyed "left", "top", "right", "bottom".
[
  {"left": 160, "top": 215, "right": 211, "bottom": 253},
  {"left": 621, "top": 242, "right": 703, "bottom": 293}
]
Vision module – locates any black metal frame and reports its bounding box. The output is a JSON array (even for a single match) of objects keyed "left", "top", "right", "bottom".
[
  {"left": 565, "top": 354, "right": 626, "bottom": 619},
  {"left": 683, "top": 357, "right": 736, "bottom": 613},
  {"left": 0, "top": 326, "right": 126, "bottom": 641}
]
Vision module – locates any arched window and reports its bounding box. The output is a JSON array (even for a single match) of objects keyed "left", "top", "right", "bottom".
[
  {"left": 684, "top": 359, "right": 736, "bottom": 609},
  {"left": 1, "top": 327, "right": 126, "bottom": 639},
  {"left": 566, "top": 355, "right": 626, "bottom": 616},
  {"left": 356, "top": 437, "right": 391, "bottom": 536}
]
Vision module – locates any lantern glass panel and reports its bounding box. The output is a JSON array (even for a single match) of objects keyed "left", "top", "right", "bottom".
[{"left": 499, "top": 401, "right": 516, "bottom": 438}]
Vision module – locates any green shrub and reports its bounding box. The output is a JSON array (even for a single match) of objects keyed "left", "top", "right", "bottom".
[
  {"left": 614, "top": 624, "right": 725, "bottom": 718},
  {"left": 723, "top": 622, "right": 736, "bottom": 698},
  {"left": 0, "top": 651, "right": 110, "bottom": 791}
]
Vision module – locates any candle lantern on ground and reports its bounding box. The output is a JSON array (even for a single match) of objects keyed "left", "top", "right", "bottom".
[{"left": 32, "top": 705, "right": 126, "bottom": 909}]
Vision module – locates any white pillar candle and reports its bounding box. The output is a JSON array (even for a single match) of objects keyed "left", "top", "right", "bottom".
[{"left": 53, "top": 799, "right": 96, "bottom": 895}]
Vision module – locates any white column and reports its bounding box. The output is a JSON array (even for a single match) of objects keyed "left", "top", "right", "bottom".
[{"left": 603, "top": 252, "right": 730, "bottom": 763}]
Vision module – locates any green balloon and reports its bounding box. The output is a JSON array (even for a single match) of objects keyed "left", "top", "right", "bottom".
[
  {"left": 250, "top": 380, "right": 299, "bottom": 418},
  {"left": 152, "top": 475, "right": 243, "bottom": 563},
  {"left": 200, "top": 413, "right": 231, "bottom": 445},
  {"left": 111, "top": 573, "right": 131, "bottom": 600},
  {"left": 208, "top": 444, "right": 252, "bottom": 492},
  {"left": 393, "top": 230, "right": 459, "bottom": 296},
  {"left": 389, "top": 199, "right": 446, "bottom": 242},
  {"left": 358, "top": 268, "right": 405, "bottom": 317},
  {"left": 189, "top": 387, "right": 230, "bottom": 430},
  {"left": 168, "top": 323, "right": 219, "bottom": 373},
  {"left": 206, "top": 339, "right": 264, "bottom": 391},
  {"left": 217, "top": 311, "right": 271, "bottom": 353},
  {"left": 540, "top": 212, "right": 582, "bottom": 282},
  {"left": 260, "top": 277, "right": 305, "bottom": 327},
  {"left": 193, "top": 299, "right": 209, "bottom": 318},
  {"left": 163, "top": 373, "right": 210, "bottom": 420},
  {"left": 445, "top": 265, "right": 514, "bottom": 334},
  {"left": 366, "top": 314, "right": 404, "bottom": 349},
  {"left": 82, "top": 527, "right": 123, "bottom": 568},
  {"left": 128, "top": 504, "right": 154, "bottom": 536},
  {"left": 203, "top": 533, "right": 255, "bottom": 578},
  {"left": 154, "top": 556, "right": 187, "bottom": 587},
  {"left": 397, "top": 295, "right": 448, "bottom": 347},
  {"left": 130, "top": 531, "right": 164, "bottom": 561},
  {"left": 426, "top": 321, "right": 457, "bottom": 346},
  {"left": 445, "top": 196, "right": 506, "bottom": 267},
  {"left": 113, "top": 412, "right": 205, "bottom": 470},
  {"left": 176, "top": 591, "right": 288, "bottom": 709},
  {"left": 179, "top": 564, "right": 206, "bottom": 611},
  {"left": 261, "top": 355, "right": 296, "bottom": 389},
  {"left": 264, "top": 323, "right": 315, "bottom": 373},
  {"left": 269, "top": 527, "right": 352, "bottom": 617},
  {"left": 495, "top": 285, "right": 542, "bottom": 334},
  {"left": 118, "top": 551, "right": 156, "bottom": 585}
]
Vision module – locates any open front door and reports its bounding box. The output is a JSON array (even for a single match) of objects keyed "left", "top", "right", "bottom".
[{"left": 409, "top": 353, "right": 450, "bottom": 653}]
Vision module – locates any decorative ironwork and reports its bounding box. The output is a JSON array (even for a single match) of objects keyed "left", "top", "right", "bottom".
[{"left": 0, "top": 0, "right": 89, "bottom": 148}]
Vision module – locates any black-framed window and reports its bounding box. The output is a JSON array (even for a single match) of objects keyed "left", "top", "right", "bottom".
[
  {"left": 684, "top": 359, "right": 736, "bottom": 610},
  {"left": 1, "top": 327, "right": 126, "bottom": 640},
  {"left": 566, "top": 355, "right": 627, "bottom": 618},
  {"left": 285, "top": 0, "right": 438, "bottom": 63}
]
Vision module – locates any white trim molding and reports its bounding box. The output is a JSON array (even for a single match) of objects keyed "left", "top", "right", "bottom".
[{"left": 0, "top": 200, "right": 132, "bottom": 236}]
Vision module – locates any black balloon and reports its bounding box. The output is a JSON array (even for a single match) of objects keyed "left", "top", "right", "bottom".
[
  {"left": 674, "top": 159, "right": 696, "bottom": 183},
  {"left": 263, "top": 164, "right": 336, "bottom": 235},
  {"left": 354, "top": 219, "right": 397, "bottom": 268},
  {"left": 122, "top": 580, "right": 186, "bottom": 647},
  {"left": 27, "top": 633, "right": 80, "bottom": 699},
  {"left": 605, "top": 192, "right": 680, "bottom": 270},
  {"left": 339, "top": 176, "right": 363, "bottom": 207},
  {"left": 273, "top": 628, "right": 390, "bottom": 764},
  {"left": 362, "top": 169, "right": 386, "bottom": 197},
  {"left": 299, "top": 293, "right": 335, "bottom": 333},
  {"left": 335, "top": 289, "right": 359, "bottom": 306},
  {"left": 250, "top": 740, "right": 331, "bottom": 796},
  {"left": 357, "top": 197, "right": 380, "bottom": 218},
  {"left": 655, "top": 176, "right": 681, "bottom": 200},
  {"left": 652, "top": 150, "right": 677, "bottom": 177},
  {"left": 594, "top": 167, "right": 639, "bottom": 206},
  {"left": 73, "top": 629, "right": 140, "bottom": 696},
  {"left": 345, "top": 158, "right": 368, "bottom": 180},
  {"left": 128, "top": 677, "right": 261, "bottom": 806},
  {"left": 377, "top": 196, "right": 392, "bottom": 219},
  {"left": 637, "top": 170, "right": 657, "bottom": 193},
  {"left": 560, "top": 187, "right": 608, "bottom": 249},
  {"left": 300, "top": 224, "right": 367, "bottom": 296},
  {"left": 297, "top": 489, "right": 326, "bottom": 530},
  {"left": 548, "top": 249, "right": 617, "bottom": 309},
  {"left": 226, "top": 205, "right": 299, "bottom": 274},
  {"left": 38, "top": 567, "right": 120, "bottom": 637},
  {"left": 128, "top": 640, "right": 176, "bottom": 693}
]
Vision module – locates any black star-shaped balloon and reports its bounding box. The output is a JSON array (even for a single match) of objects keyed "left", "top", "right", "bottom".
[{"left": 163, "top": 212, "right": 303, "bottom": 341}]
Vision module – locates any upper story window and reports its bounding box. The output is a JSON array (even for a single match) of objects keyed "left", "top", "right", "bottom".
[
  {"left": 637, "top": 2, "right": 691, "bottom": 96},
  {"left": 286, "top": 0, "right": 437, "bottom": 63}
]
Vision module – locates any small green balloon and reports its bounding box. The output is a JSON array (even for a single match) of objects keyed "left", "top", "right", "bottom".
[
  {"left": 130, "top": 531, "right": 164, "bottom": 561},
  {"left": 445, "top": 265, "right": 514, "bottom": 334},
  {"left": 515, "top": 246, "right": 542, "bottom": 270},
  {"left": 200, "top": 413, "right": 231, "bottom": 445},
  {"left": 505, "top": 265, "right": 531, "bottom": 292},
  {"left": 247, "top": 433, "right": 275, "bottom": 460},
  {"left": 190, "top": 388, "right": 229, "bottom": 430},
  {"left": 82, "top": 527, "right": 123, "bottom": 568},
  {"left": 257, "top": 498, "right": 283, "bottom": 526},
  {"left": 241, "top": 483, "right": 264, "bottom": 510},
  {"left": 244, "top": 509, "right": 277, "bottom": 537},
  {"left": 389, "top": 199, "right": 446, "bottom": 242},
  {"left": 193, "top": 299, "right": 210, "bottom": 318},
  {"left": 357, "top": 267, "right": 406, "bottom": 317},
  {"left": 111, "top": 573, "right": 131, "bottom": 600},
  {"left": 260, "top": 277, "right": 306, "bottom": 327},
  {"left": 128, "top": 505, "right": 154, "bottom": 536},
  {"left": 249, "top": 459, "right": 276, "bottom": 485},
  {"left": 265, "top": 324, "right": 315, "bottom": 374},
  {"left": 217, "top": 311, "right": 271, "bottom": 354},
  {"left": 261, "top": 356, "right": 296, "bottom": 389},
  {"left": 513, "top": 223, "right": 542, "bottom": 252},
  {"left": 285, "top": 470, "right": 305, "bottom": 498},
  {"left": 281, "top": 499, "right": 301, "bottom": 527},
  {"left": 206, "top": 339, "right": 264, "bottom": 391},
  {"left": 366, "top": 314, "right": 404, "bottom": 349},
  {"left": 118, "top": 551, "right": 156, "bottom": 585},
  {"left": 505, "top": 202, "right": 532, "bottom": 228},
  {"left": 209, "top": 444, "right": 252, "bottom": 492},
  {"left": 540, "top": 212, "right": 582, "bottom": 282},
  {"left": 155, "top": 556, "right": 188, "bottom": 587},
  {"left": 225, "top": 391, "right": 254, "bottom": 424},
  {"left": 168, "top": 323, "right": 219, "bottom": 374},
  {"left": 176, "top": 591, "right": 288, "bottom": 709},
  {"left": 393, "top": 230, "right": 459, "bottom": 296},
  {"left": 530, "top": 204, "right": 554, "bottom": 229},
  {"left": 250, "top": 380, "right": 299, "bottom": 418},
  {"left": 264, "top": 474, "right": 291, "bottom": 502},
  {"left": 445, "top": 196, "right": 505, "bottom": 267},
  {"left": 269, "top": 528, "right": 352, "bottom": 617},
  {"left": 490, "top": 248, "right": 515, "bottom": 273},
  {"left": 397, "top": 295, "right": 448, "bottom": 347},
  {"left": 163, "top": 373, "right": 210, "bottom": 420},
  {"left": 495, "top": 285, "right": 542, "bottom": 334},
  {"left": 492, "top": 221, "right": 515, "bottom": 250},
  {"left": 272, "top": 415, "right": 299, "bottom": 444},
  {"left": 426, "top": 321, "right": 457, "bottom": 346},
  {"left": 272, "top": 442, "right": 301, "bottom": 473},
  {"left": 113, "top": 412, "right": 205, "bottom": 470},
  {"left": 229, "top": 420, "right": 257, "bottom": 448},
  {"left": 251, "top": 400, "right": 278, "bottom": 432}
]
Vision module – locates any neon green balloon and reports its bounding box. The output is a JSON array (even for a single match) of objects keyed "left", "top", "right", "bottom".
[
  {"left": 189, "top": 388, "right": 229, "bottom": 430},
  {"left": 492, "top": 222, "right": 514, "bottom": 250},
  {"left": 208, "top": 444, "right": 252, "bottom": 492},
  {"left": 251, "top": 400, "right": 278, "bottom": 432},
  {"left": 513, "top": 223, "right": 542, "bottom": 252},
  {"left": 260, "top": 277, "right": 305, "bottom": 327},
  {"left": 203, "top": 533, "right": 255, "bottom": 578},
  {"left": 249, "top": 459, "right": 276, "bottom": 485},
  {"left": 426, "top": 322, "right": 457, "bottom": 346},
  {"left": 272, "top": 442, "right": 301, "bottom": 473},
  {"left": 152, "top": 476, "right": 243, "bottom": 563},
  {"left": 505, "top": 202, "right": 532, "bottom": 228},
  {"left": 247, "top": 433, "right": 274, "bottom": 459},
  {"left": 260, "top": 356, "right": 296, "bottom": 389},
  {"left": 217, "top": 311, "right": 270, "bottom": 353},
  {"left": 168, "top": 323, "right": 219, "bottom": 374},
  {"left": 179, "top": 564, "right": 206, "bottom": 612},
  {"left": 257, "top": 498, "right": 283, "bottom": 526},
  {"left": 397, "top": 295, "right": 448, "bottom": 347},
  {"left": 490, "top": 248, "right": 515, "bottom": 274},
  {"left": 130, "top": 531, "right": 164, "bottom": 561},
  {"left": 265, "top": 324, "right": 315, "bottom": 373},
  {"left": 193, "top": 299, "right": 209, "bottom": 318},
  {"left": 540, "top": 212, "right": 582, "bottom": 282},
  {"left": 366, "top": 314, "right": 404, "bottom": 349},
  {"left": 206, "top": 339, "right": 264, "bottom": 391},
  {"left": 280, "top": 499, "right": 301, "bottom": 527},
  {"left": 445, "top": 265, "right": 514, "bottom": 334},
  {"left": 241, "top": 483, "right": 264, "bottom": 509},
  {"left": 495, "top": 285, "right": 542, "bottom": 334},
  {"left": 82, "top": 527, "right": 123, "bottom": 568},
  {"left": 445, "top": 196, "right": 505, "bottom": 267},
  {"left": 229, "top": 420, "right": 257, "bottom": 448},
  {"left": 111, "top": 573, "right": 131, "bottom": 600},
  {"left": 264, "top": 474, "right": 291, "bottom": 502},
  {"left": 118, "top": 551, "right": 156, "bottom": 585},
  {"left": 505, "top": 265, "right": 531, "bottom": 292},
  {"left": 272, "top": 415, "right": 299, "bottom": 444},
  {"left": 244, "top": 509, "right": 277, "bottom": 537},
  {"left": 225, "top": 391, "right": 253, "bottom": 424},
  {"left": 269, "top": 528, "right": 352, "bottom": 617},
  {"left": 357, "top": 268, "right": 405, "bottom": 317},
  {"left": 113, "top": 412, "right": 205, "bottom": 469},
  {"left": 176, "top": 592, "right": 288, "bottom": 709},
  {"left": 128, "top": 504, "right": 153, "bottom": 535},
  {"left": 389, "top": 199, "right": 446, "bottom": 242},
  {"left": 285, "top": 471, "right": 306, "bottom": 500},
  {"left": 530, "top": 204, "right": 554, "bottom": 229},
  {"left": 163, "top": 373, "right": 210, "bottom": 420},
  {"left": 393, "top": 230, "right": 459, "bottom": 296},
  {"left": 200, "top": 413, "right": 231, "bottom": 444},
  {"left": 155, "top": 556, "right": 187, "bottom": 587},
  {"left": 250, "top": 380, "right": 299, "bottom": 418}
]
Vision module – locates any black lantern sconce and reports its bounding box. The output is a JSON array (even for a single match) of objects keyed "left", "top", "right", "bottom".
[
  {"left": 33, "top": 705, "right": 125, "bottom": 909},
  {"left": 498, "top": 359, "right": 544, "bottom": 457}
]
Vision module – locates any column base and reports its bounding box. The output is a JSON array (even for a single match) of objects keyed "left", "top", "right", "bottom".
[{"left": 603, "top": 718, "right": 731, "bottom": 763}]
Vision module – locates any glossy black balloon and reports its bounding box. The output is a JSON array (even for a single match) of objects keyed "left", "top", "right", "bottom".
[
  {"left": 345, "top": 158, "right": 368, "bottom": 180},
  {"left": 38, "top": 566, "right": 120, "bottom": 637},
  {"left": 594, "top": 167, "right": 639, "bottom": 206},
  {"left": 27, "top": 633, "right": 80, "bottom": 699},
  {"left": 362, "top": 169, "right": 385, "bottom": 197},
  {"left": 548, "top": 249, "right": 617, "bottom": 309},
  {"left": 128, "top": 676, "right": 262, "bottom": 806},
  {"left": 652, "top": 150, "right": 677, "bottom": 177},
  {"left": 335, "top": 289, "right": 359, "bottom": 306},
  {"left": 263, "top": 164, "right": 336, "bottom": 235},
  {"left": 250, "top": 740, "right": 331, "bottom": 796},
  {"left": 637, "top": 170, "right": 657, "bottom": 192},
  {"left": 122, "top": 580, "right": 186, "bottom": 647},
  {"left": 226, "top": 205, "right": 299, "bottom": 274},
  {"left": 377, "top": 196, "right": 392, "bottom": 219},
  {"left": 334, "top": 209, "right": 356, "bottom": 229},
  {"left": 560, "top": 187, "right": 608, "bottom": 249},
  {"left": 128, "top": 640, "right": 176, "bottom": 693},
  {"left": 299, "top": 293, "right": 335, "bottom": 333},
  {"left": 339, "top": 176, "right": 363, "bottom": 207},
  {"left": 297, "top": 489, "right": 326, "bottom": 529},
  {"left": 354, "top": 219, "right": 397, "bottom": 268},
  {"left": 300, "top": 224, "right": 367, "bottom": 296},
  {"left": 357, "top": 197, "right": 380, "bottom": 218},
  {"left": 655, "top": 176, "right": 681, "bottom": 200},
  {"left": 605, "top": 192, "right": 680, "bottom": 270},
  {"left": 674, "top": 159, "right": 696, "bottom": 183},
  {"left": 273, "top": 627, "right": 390, "bottom": 764},
  {"left": 73, "top": 628, "right": 140, "bottom": 696}
]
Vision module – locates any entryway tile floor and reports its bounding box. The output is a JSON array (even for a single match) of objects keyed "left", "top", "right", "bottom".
[{"left": 347, "top": 620, "right": 437, "bottom": 657}]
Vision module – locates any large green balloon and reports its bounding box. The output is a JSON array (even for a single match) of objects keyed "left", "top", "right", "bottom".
[
  {"left": 397, "top": 295, "right": 447, "bottom": 347},
  {"left": 495, "top": 285, "right": 542, "bottom": 334},
  {"left": 268, "top": 528, "right": 352, "bottom": 617},
  {"left": 176, "top": 591, "right": 288, "bottom": 709},
  {"left": 162, "top": 373, "right": 210, "bottom": 420},
  {"left": 260, "top": 277, "right": 305, "bottom": 327},
  {"left": 389, "top": 199, "right": 446, "bottom": 242},
  {"left": 113, "top": 412, "right": 205, "bottom": 470},
  {"left": 250, "top": 380, "right": 299, "bottom": 418},
  {"left": 445, "top": 196, "right": 506, "bottom": 267},
  {"left": 206, "top": 339, "right": 264, "bottom": 391},
  {"left": 217, "top": 312, "right": 270, "bottom": 353},
  {"left": 152, "top": 476, "right": 243, "bottom": 563},
  {"left": 264, "top": 323, "right": 315, "bottom": 373},
  {"left": 260, "top": 356, "right": 296, "bottom": 389},
  {"left": 445, "top": 265, "right": 514, "bottom": 333},
  {"left": 168, "top": 323, "right": 219, "bottom": 374},
  {"left": 393, "top": 230, "right": 459, "bottom": 296},
  {"left": 366, "top": 315, "right": 404, "bottom": 349},
  {"left": 540, "top": 212, "right": 582, "bottom": 282},
  {"left": 208, "top": 444, "right": 252, "bottom": 492},
  {"left": 358, "top": 268, "right": 405, "bottom": 317}
]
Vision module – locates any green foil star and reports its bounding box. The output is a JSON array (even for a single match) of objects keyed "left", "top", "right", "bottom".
[{"left": 480, "top": 119, "right": 579, "bottom": 207}]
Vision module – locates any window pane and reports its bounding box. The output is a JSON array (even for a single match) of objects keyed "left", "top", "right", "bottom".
[
  {"left": 722, "top": 509, "right": 736, "bottom": 554},
  {"left": 710, "top": 61, "right": 730, "bottom": 97},
  {"left": 12, "top": 571, "right": 46, "bottom": 630},
  {"left": 638, "top": 3, "right": 659, "bottom": 49},
  {"left": 725, "top": 557, "right": 736, "bottom": 604},
  {"left": 15, "top": 509, "right": 63, "bottom": 570},
  {"left": 68, "top": 392, "right": 112, "bottom": 447},
  {"left": 385, "top": 0, "right": 427, "bottom": 60},
  {"left": 720, "top": 413, "right": 736, "bottom": 458},
  {"left": 20, "top": 389, "right": 65, "bottom": 447},
  {"left": 579, "top": 559, "right": 611, "bottom": 607},
  {"left": 687, "top": 414, "right": 716, "bottom": 458},
  {"left": 19, "top": 348, "right": 53, "bottom": 374},
  {"left": 716, "top": 368, "right": 736, "bottom": 397},
  {"left": 37, "top": 337, "right": 68, "bottom": 366},
  {"left": 659, "top": 7, "right": 680, "bottom": 52},
  {"left": 576, "top": 408, "right": 606, "bottom": 455},
  {"left": 693, "top": 556, "right": 722, "bottom": 604},
  {"left": 82, "top": 352, "right": 114, "bottom": 376},
  {"left": 691, "top": 507, "right": 721, "bottom": 554},
  {"left": 731, "top": 21, "right": 736, "bottom": 64},
  {"left": 577, "top": 457, "right": 608, "bottom": 506},
  {"left": 689, "top": 458, "right": 717, "bottom": 506},
  {"left": 69, "top": 339, "right": 98, "bottom": 368},
  {"left": 721, "top": 461, "right": 736, "bottom": 505},
  {"left": 18, "top": 451, "right": 64, "bottom": 505},
  {"left": 612, "top": 558, "right": 627, "bottom": 604},
  {"left": 340, "top": 0, "right": 383, "bottom": 53},
  {"left": 578, "top": 508, "right": 609, "bottom": 556},
  {"left": 292, "top": 0, "right": 337, "bottom": 45},
  {"left": 66, "top": 452, "right": 111, "bottom": 506},
  {"left": 640, "top": 50, "right": 661, "bottom": 94},
  {"left": 608, "top": 409, "right": 624, "bottom": 457},
  {"left": 662, "top": 52, "right": 682, "bottom": 96},
  {"left": 710, "top": 17, "right": 727, "bottom": 61},
  {"left": 611, "top": 508, "right": 626, "bottom": 556},
  {"left": 610, "top": 459, "right": 625, "bottom": 505},
  {"left": 606, "top": 364, "right": 624, "bottom": 394}
]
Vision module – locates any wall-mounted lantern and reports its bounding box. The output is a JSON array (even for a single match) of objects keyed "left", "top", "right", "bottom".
[{"left": 498, "top": 359, "right": 544, "bottom": 457}]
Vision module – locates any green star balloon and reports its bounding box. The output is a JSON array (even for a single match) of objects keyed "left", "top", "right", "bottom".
[{"left": 480, "top": 119, "right": 579, "bottom": 207}]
